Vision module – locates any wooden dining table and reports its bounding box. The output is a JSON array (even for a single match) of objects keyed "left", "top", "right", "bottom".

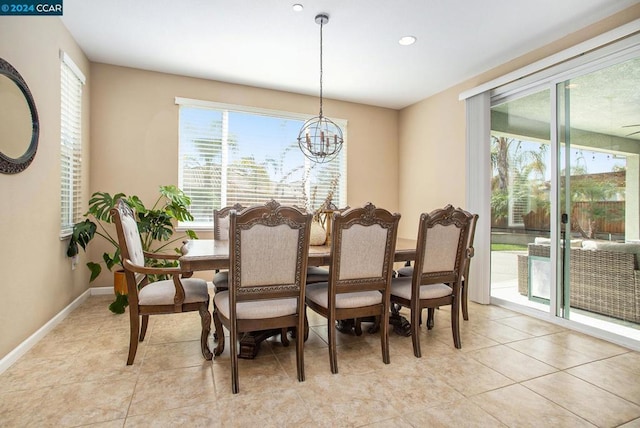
[
  {"left": 179, "top": 237, "right": 417, "bottom": 272},
  {"left": 179, "top": 237, "right": 417, "bottom": 358}
]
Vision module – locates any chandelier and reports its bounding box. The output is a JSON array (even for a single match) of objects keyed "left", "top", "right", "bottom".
[{"left": 297, "top": 13, "right": 344, "bottom": 164}]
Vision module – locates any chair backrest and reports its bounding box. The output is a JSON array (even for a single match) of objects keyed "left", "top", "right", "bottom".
[
  {"left": 329, "top": 203, "right": 401, "bottom": 294},
  {"left": 214, "top": 203, "right": 246, "bottom": 240},
  {"left": 229, "top": 200, "right": 311, "bottom": 303},
  {"left": 111, "top": 199, "right": 146, "bottom": 293},
  {"left": 413, "top": 204, "right": 473, "bottom": 285}
]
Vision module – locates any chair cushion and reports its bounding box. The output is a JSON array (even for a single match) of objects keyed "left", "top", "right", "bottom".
[
  {"left": 138, "top": 277, "right": 209, "bottom": 305},
  {"left": 306, "top": 266, "right": 330, "bottom": 283},
  {"left": 397, "top": 266, "right": 413, "bottom": 277},
  {"left": 306, "top": 282, "right": 383, "bottom": 309},
  {"left": 390, "top": 276, "right": 453, "bottom": 300},
  {"left": 214, "top": 291, "right": 298, "bottom": 320},
  {"left": 212, "top": 270, "right": 229, "bottom": 292}
]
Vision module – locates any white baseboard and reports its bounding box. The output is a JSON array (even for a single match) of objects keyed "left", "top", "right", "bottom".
[
  {"left": 90, "top": 286, "right": 115, "bottom": 296},
  {"left": 0, "top": 287, "right": 114, "bottom": 375}
]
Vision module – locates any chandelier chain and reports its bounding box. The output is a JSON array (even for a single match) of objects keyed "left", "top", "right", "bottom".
[
  {"left": 296, "top": 13, "right": 343, "bottom": 164},
  {"left": 319, "top": 18, "right": 323, "bottom": 117}
]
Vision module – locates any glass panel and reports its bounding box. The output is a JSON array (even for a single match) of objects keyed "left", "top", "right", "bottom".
[
  {"left": 490, "top": 89, "right": 552, "bottom": 312},
  {"left": 558, "top": 57, "right": 640, "bottom": 336},
  {"left": 178, "top": 104, "right": 347, "bottom": 228}
]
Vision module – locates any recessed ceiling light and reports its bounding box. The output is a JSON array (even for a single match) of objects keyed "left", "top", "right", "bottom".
[
  {"left": 399, "top": 36, "right": 417, "bottom": 46},
  {"left": 292, "top": 4, "right": 303, "bottom": 12}
]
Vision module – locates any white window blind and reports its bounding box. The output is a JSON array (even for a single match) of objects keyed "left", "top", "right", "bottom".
[
  {"left": 60, "top": 51, "right": 85, "bottom": 237},
  {"left": 177, "top": 98, "right": 347, "bottom": 228}
]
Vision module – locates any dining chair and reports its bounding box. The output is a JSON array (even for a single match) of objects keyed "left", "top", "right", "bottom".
[
  {"left": 390, "top": 205, "right": 472, "bottom": 357},
  {"left": 212, "top": 200, "right": 311, "bottom": 394},
  {"left": 212, "top": 203, "right": 246, "bottom": 293},
  {"left": 111, "top": 199, "right": 212, "bottom": 365},
  {"left": 305, "top": 203, "right": 401, "bottom": 374},
  {"left": 396, "top": 208, "right": 478, "bottom": 321}
]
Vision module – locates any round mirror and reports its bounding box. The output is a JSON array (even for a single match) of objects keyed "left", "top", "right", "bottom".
[{"left": 0, "top": 58, "right": 39, "bottom": 174}]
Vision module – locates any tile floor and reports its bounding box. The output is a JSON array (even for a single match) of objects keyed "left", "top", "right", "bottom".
[{"left": 1, "top": 293, "right": 640, "bottom": 427}]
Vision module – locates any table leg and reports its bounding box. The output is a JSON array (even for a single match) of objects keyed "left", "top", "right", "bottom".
[
  {"left": 238, "top": 329, "right": 281, "bottom": 359},
  {"left": 389, "top": 304, "right": 412, "bottom": 336}
]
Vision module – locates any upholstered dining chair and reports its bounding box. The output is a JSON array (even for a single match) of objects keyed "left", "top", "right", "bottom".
[
  {"left": 305, "top": 203, "right": 401, "bottom": 374},
  {"left": 397, "top": 208, "right": 478, "bottom": 321},
  {"left": 111, "top": 199, "right": 212, "bottom": 365},
  {"left": 212, "top": 203, "right": 246, "bottom": 293},
  {"left": 212, "top": 200, "right": 311, "bottom": 394},
  {"left": 390, "top": 205, "right": 472, "bottom": 357}
]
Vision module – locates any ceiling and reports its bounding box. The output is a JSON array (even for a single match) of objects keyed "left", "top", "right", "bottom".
[{"left": 61, "top": 0, "right": 639, "bottom": 110}]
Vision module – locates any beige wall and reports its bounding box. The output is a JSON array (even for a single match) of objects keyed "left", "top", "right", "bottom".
[
  {"left": 89, "top": 64, "right": 399, "bottom": 286},
  {"left": 397, "top": 4, "right": 640, "bottom": 239},
  {"left": 0, "top": 17, "right": 90, "bottom": 359}
]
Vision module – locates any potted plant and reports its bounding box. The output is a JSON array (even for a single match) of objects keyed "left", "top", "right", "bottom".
[{"left": 66, "top": 185, "right": 198, "bottom": 313}]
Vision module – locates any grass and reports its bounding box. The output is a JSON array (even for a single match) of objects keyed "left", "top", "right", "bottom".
[{"left": 491, "top": 243, "right": 527, "bottom": 251}]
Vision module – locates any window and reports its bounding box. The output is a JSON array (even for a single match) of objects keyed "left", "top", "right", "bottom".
[
  {"left": 176, "top": 98, "right": 347, "bottom": 228},
  {"left": 60, "top": 51, "right": 85, "bottom": 237}
]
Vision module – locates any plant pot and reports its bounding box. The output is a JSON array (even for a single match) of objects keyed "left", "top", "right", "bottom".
[
  {"left": 309, "top": 220, "right": 327, "bottom": 246},
  {"left": 113, "top": 269, "right": 127, "bottom": 296}
]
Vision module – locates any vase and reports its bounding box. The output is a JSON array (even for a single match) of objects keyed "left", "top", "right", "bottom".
[
  {"left": 309, "top": 220, "right": 327, "bottom": 246},
  {"left": 114, "top": 269, "right": 128, "bottom": 295}
]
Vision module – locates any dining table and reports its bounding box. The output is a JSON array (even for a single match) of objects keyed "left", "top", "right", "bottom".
[{"left": 179, "top": 237, "right": 417, "bottom": 358}]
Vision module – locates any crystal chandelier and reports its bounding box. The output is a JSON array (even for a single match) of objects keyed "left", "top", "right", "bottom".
[{"left": 297, "top": 13, "right": 344, "bottom": 164}]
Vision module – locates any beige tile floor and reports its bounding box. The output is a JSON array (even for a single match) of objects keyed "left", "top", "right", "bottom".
[{"left": 2, "top": 294, "right": 640, "bottom": 427}]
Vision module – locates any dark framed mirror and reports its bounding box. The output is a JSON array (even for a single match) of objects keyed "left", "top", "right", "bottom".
[{"left": 0, "top": 57, "right": 39, "bottom": 174}]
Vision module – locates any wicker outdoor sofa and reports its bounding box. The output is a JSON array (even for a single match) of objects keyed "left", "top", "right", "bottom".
[{"left": 518, "top": 241, "right": 640, "bottom": 323}]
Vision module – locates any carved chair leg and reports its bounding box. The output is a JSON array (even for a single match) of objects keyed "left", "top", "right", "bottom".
[
  {"left": 411, "top": 305, "right": 422, "bottom": 358},
  {"left": 304, "top": 311, "right": 310, "bottom": 341},
  {"left": 368, "top": 315, "right": 381, "bottom": 334},
  {"left": 462, "top": 280, "right": 469, "bottom": 321},
  {"left": 354, "top": 318, "right": 363, "bottom": 336},
  {"left": 426, "top": 308, "right": 435, "bottom": 330},
  {"left": 199, "top": 304, "right": 213, "bottom": 360},
  {"left": 127, "top": 312, "right": 140, "bottom": 365},
  {"left": 230, "top": 325, "right": 239, "bottom": 394},
  {"left": 381, "top": 311, "right": 390, "bottom": 365},
  {"left": 328, "top": 316, "right": 338, "bottom": 374},
  {"left": 139, "top": 315, "right": 149, "bottom": 341},
  {"left": 213, "top": 309, "right": 225, "bottom": 357},
  {"left": 452, "top": 301, "right": 462, "bottom": 349},
  {"left": 280, "top": 328, "right": 290, "bottom": 346},
  {"left": 296, "top": 316, "right": 305, "bottom": 382}
]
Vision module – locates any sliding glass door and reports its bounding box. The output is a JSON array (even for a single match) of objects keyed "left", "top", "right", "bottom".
[
  {"left": 558, "top": 56, "right": 640, "bottom": 335},
  {"left": 490, "top": 89, "right": 552, "bottom": 313},
  {"left": 489, "top": 55, "right": 640, "bottom": 341}
]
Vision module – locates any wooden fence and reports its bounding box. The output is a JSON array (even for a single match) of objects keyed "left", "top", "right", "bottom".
[{"left": 497, "top": 201, "right": 625, "bottom": 235}]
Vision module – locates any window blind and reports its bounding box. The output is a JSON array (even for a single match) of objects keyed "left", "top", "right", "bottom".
[
  {"left": 177, "top": 99, "right": 347, "bottom": 228},
  {"left": 60, "top": 52, "right": 85, "bottom": 237}
]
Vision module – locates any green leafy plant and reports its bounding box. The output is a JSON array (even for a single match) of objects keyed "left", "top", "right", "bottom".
[{"left": 67, "top": 185, "right": 198, "bottom": 313}]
